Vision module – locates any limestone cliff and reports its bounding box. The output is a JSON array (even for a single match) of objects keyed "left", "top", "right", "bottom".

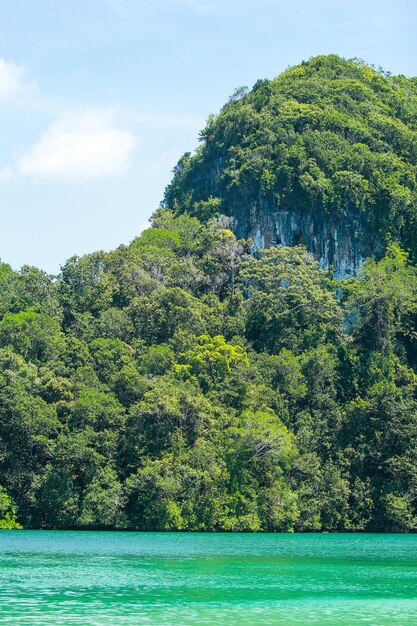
[
  {"left": 233, "top": 202, "right": 381, "bottom": 279},
  {"left": 164, "top": 55, "right": 417, "bottom": 277}
]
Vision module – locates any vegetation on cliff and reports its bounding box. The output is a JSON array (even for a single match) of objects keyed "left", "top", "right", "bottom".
[{"left": 165, "top": 55, "right": 417, "bottom": 257}]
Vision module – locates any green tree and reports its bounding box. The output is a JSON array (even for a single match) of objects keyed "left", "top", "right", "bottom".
[
  {"left": 0, "top": 486, "right": 22, "bottom": 529},
  {"left": 241, "top": 246, "right": 342, "bottom": 353}
]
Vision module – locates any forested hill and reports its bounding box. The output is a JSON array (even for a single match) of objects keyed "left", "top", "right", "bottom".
[
  {"left": 2, "top": 56, "right": 417, "bottom": 533},
  {"left": 164, "top": 55, "right": 417, "bottom": 278},
  {"left": 1, "top": 213, "right": 417, "bottom": 531}
]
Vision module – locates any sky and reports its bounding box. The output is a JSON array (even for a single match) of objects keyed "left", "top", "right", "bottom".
[{"left": 0, "top": 0, "right": 416, "bottom": 273}]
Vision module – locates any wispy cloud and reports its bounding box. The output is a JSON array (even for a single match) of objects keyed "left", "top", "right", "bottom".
[
  {"left": 0, "top": 58, "right": 36, "bottom": 99},
  {"left": 10, "top": 109, "right": 135, "bottom": 182}
]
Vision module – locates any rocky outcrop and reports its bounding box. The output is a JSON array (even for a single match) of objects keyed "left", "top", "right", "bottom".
[{"left": 232, "top": 202, "right": 381, "bottom": 279}]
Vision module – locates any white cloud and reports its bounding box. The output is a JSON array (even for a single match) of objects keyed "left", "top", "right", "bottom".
[
  {"left": 15, "top": 109, "right": 136, "bottom": 182},
  {"left": 0, "top": 58, "right": 36, "bottom": 99}
]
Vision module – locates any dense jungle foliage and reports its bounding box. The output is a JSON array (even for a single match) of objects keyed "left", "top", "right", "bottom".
[
  {"left": 2, "top": 55, "right": 417, "bottom": 532},
  {"left": 165, "top": 55, "right": 417, "bottom": 254},
  {"left": 1, "top": 209, "right": 417, "bottom": 531}
]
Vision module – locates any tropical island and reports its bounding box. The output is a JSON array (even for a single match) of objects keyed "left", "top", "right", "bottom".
[{"left": 1, "top": 55, "right": 417, "bottom": 533}]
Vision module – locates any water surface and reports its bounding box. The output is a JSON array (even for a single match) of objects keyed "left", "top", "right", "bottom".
[{"left": 0, "top": 531, "right": 416, "bottom": 625}]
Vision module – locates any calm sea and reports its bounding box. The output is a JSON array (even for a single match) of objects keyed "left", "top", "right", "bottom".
[{"left": 0, "top": 531, "right": 416, "bottom": 625}]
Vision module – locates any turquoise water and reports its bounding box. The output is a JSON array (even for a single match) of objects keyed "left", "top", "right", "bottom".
[{"left": 1, "top": 532, "right": 417, "bottom": 625}]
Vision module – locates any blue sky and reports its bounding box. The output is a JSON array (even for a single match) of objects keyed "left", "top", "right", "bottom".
[{"left": 0, "top": 0, "right": 416, "bottom": 273}]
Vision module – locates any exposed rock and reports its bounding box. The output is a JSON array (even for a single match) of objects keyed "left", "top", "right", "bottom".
[{"left": 232, "top": 202, "right": 381, "bottom": 279}]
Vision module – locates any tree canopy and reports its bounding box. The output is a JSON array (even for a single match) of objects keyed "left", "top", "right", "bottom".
[{"left": 1, "top": 207, "right": 417, "bottom": 531}]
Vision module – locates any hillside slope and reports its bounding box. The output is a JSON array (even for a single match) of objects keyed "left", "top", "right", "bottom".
[{"left": 164, "top": 55, "right": 417, "bottom": 277}]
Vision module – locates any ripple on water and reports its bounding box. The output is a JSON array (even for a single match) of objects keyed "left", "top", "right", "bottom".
[{"left": 1, "top": 532, "right": 417, "bottom": 625}]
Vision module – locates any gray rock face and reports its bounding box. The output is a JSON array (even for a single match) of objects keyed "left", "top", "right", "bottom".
[{"left": 232, "top": 202, "right": 381, "bottom": 279}]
